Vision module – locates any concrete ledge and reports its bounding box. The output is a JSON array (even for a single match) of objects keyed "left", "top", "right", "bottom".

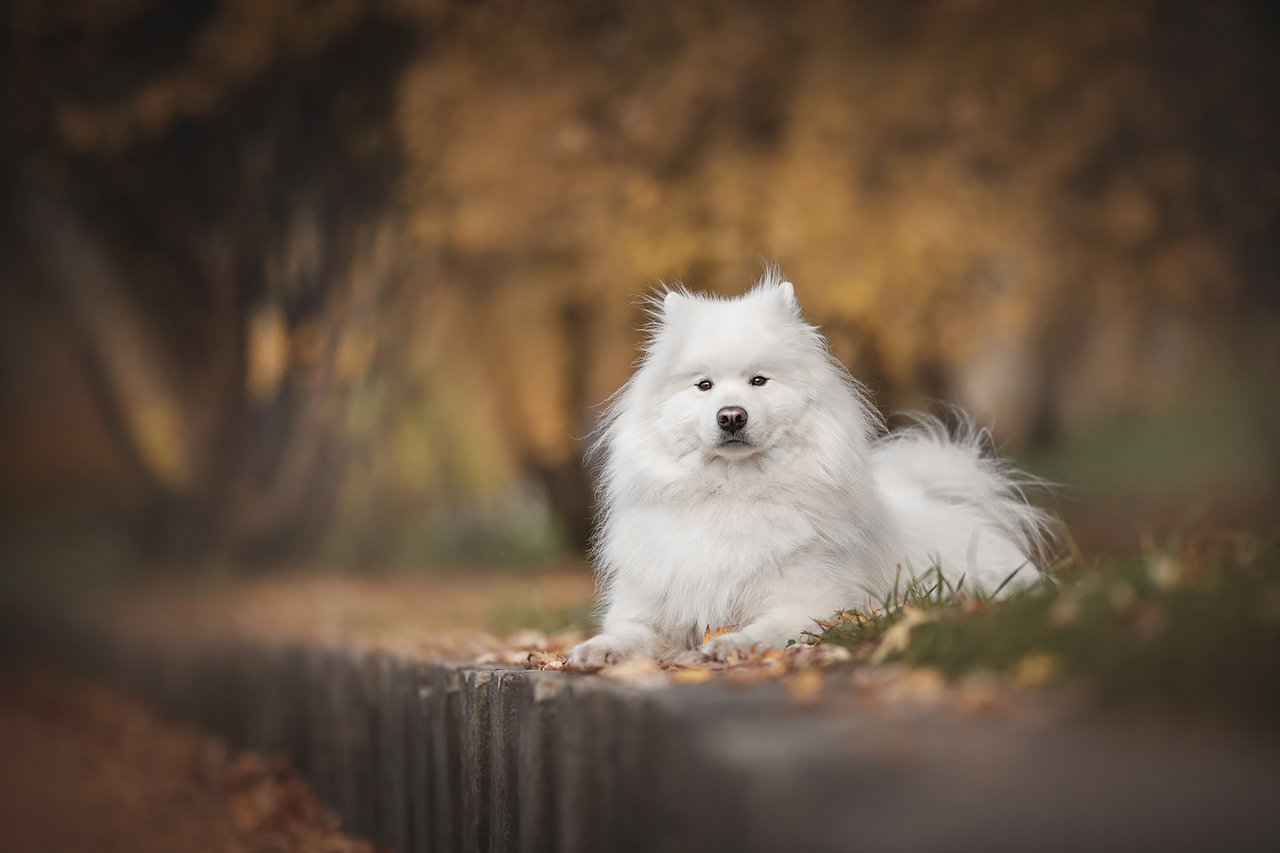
[{"left": 22, "top": 620, "right": 1280, "bottom": 852}]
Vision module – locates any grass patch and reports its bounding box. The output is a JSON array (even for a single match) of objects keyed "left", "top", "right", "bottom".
[{"left": 814, "top": 533, "right": 1280, "bottom": 722}]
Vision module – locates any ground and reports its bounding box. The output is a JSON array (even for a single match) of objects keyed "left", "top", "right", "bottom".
[
  {"left": 0, "top": 565, "right": 595, "bottom": 853},
  {"left": 73, "top": 562, "right": 596, "bottom": 652},
  {"left": 0, "top": 661, "right": 374, "bottom": 853},
  {"left": 4, "top": 536, "right": 1278, "bottom": 851}
]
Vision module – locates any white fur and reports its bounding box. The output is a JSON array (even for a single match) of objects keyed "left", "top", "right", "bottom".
[{"left": 567, "top": 271, "right": 1051, "bottom": 669}]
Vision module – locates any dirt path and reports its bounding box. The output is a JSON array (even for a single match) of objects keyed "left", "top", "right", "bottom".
[
  {"left": 75, "top": 565, "right": 595, "bottom": 652},
  {"left": 0, "top": 661, "right": 374, "bottom": 853}
]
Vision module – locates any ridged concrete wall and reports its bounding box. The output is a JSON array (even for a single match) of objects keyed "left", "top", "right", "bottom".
[{"left": 29, "top": 623, "right": 1280, "bottom": 852}]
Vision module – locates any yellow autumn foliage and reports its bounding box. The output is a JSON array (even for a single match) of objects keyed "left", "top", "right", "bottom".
[{"left": 7, "top": 0, "right": 1275, "bottom": 556}]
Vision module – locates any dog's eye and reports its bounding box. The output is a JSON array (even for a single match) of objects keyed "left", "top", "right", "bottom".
[
  {"left": 696, "top": 379, "right": 713, "bottom": 391},
  {"left": 750, "top": 375, "right": 769, "bottom": 387}
]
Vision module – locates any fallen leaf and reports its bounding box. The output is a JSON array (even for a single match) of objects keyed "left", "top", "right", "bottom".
[
  {"left": 869, "top": 608, "right": 937, "bottom": 665},
  {"left": 597, "top": 657, "right": 665, "bottom": 684},
  {"left": 701, "top": 624, "right": 738, "bottom": 644},
  {"left": 1013, "top": 652, "right": 1061, "bottom": 687}
]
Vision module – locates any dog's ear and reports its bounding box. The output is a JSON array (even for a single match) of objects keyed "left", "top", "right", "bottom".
[
  {"left": 767, "top": 278, "right": 801, "bottom": 318},
  {"left": 754, "top": 268, "right": 801, "bottom": 316},
  {"left": 661, "top": 288, "right": 689, "bottom": 316},
  {"left": 776, "top": 279, "right": 799, "bottom": 313}
]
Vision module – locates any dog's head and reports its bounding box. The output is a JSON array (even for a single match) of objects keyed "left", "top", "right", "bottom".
[{"left": 638, "top": 274, "right": 827, "bottom": 461}]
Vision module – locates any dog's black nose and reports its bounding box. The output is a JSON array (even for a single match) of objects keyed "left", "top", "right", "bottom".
[{"left": 717, "top": 406, "right": 748, "bottom": 434}]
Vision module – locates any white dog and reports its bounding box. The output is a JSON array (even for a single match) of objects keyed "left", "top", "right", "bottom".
[{"left": 567, "top": 272, "right": 1050, "bottom": 669}]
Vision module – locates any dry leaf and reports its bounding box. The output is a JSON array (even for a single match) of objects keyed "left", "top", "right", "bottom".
[
  {"left": 524, "top": 650, "right": 567, "bottom": 671},
  {"left": 1013, "top": 652, "right": 1061, "bottom": 687},
  {"left": 701, "top": 624, "right": 739, "bottom": 644},
  {"left": 597, "top": 657, "right": 665, "bottom": 684},
  {"left": 869, "top": 607, "right": 937, "bottom": 665}
]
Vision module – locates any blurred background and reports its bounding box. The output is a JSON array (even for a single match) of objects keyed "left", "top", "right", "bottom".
[{"left": 1, "top": 0, "right": 1277, "bottom": 585}]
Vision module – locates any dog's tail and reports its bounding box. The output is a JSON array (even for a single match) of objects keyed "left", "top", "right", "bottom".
[{"left": 873, "top": 413, "right": 1056, "bottom": 576}]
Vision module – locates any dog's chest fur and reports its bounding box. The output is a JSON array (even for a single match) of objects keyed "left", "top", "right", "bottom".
[{"left": 603, "top": 493, "right": 821, "bottom": 636}]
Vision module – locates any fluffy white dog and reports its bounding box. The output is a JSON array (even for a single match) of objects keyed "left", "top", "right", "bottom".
[{"left": 567, "top": 272, "right": 1050, "bottom": 669}]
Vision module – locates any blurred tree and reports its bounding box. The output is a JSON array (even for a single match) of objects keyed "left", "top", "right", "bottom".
[
  {"left": 2, "top": 0, "right": 1277, "bottom": 566},
  {"left": 2, "top": 0, "right": 417, "bottom": 561},
  {"left": 397, "top": 0, "right": 1279, "bottom": 434},
  {"left": 394, "top": 0, "right": 1279, "bottom": 538}
]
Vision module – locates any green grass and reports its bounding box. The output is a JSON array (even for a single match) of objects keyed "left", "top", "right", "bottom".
[{"left": 814, "top": 532, "right": 1280, "bottom": 723}]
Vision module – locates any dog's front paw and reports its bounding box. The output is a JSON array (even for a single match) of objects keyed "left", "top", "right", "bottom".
[
  {"left": 700, "top": 631, "right": 762, "bottom": 662},
  {"left": 566, "top": 634, "right": 637, "bottom": 671}
]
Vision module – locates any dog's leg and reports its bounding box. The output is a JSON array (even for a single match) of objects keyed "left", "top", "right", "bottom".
[
  {"left": 699, "top": 602, "right": 823, "bottom": 661},
  {"left": 566, "top": 619, "right": 662, "bottom": 671}
]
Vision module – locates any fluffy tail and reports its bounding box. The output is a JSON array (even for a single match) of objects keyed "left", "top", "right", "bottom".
[{"left": 872, "top": 414, "right": 1056, "bottom": 580}]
